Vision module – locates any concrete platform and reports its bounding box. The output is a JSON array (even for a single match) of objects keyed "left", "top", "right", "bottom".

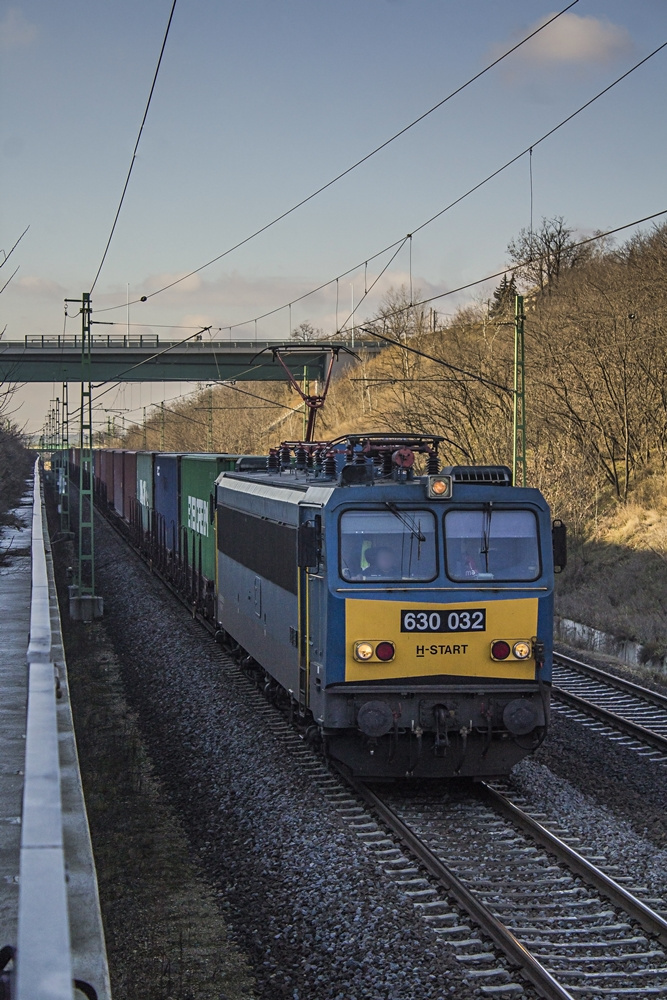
[
  {"left": 0, "top": 486, "right": 33, "bottom": 954},
  {"left": 0, "top": 473, "right": 111, "bottom": 999}
]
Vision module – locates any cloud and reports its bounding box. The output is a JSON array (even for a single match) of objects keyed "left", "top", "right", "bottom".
[
  {"left": 0, "top": 8, "right": 37, "bottom": 50},
  {"left": 15, "top": 274, "right": 66, "bottom": 297},
  {"left": 495, "top": 12, "right": 634, "bottom": 76},
  {"left": 98, "top": 268, "right": 449, "bottom": 342},
  {"left": 144, "top": 271, "right": 203, "bottom": 294}
]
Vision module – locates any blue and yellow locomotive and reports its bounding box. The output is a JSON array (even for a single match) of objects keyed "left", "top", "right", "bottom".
[{"left": 215, "top": 433, "right": 565, "bottom": 779}]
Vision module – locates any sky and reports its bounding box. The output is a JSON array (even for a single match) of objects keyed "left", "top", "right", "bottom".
[{"left": 2, "top": 0, "right": 666, "bottom": 436}]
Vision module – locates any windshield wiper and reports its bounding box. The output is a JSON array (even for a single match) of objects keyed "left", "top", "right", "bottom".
[
  {"left": 385, "top": 502, "right": 426, "bottom": 543},
  {"left": 480, "top": 502, "right": 493, "bottom": 573}
]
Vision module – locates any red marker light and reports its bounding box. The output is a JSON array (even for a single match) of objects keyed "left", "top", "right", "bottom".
[
  {"left": 375, "top": 642, "right": 395, "bottom": 662},
  {"left": 491, "top": 640, "right": 511, "bottom": 660}
]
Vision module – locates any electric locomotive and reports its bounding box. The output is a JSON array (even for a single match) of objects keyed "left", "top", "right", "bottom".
[{"left": 215, "top": 433, "right": 565, "bottom": 779}]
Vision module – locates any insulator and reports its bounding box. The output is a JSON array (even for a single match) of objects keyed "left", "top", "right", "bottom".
[
  {"left": 427, "top": 452, "right": 439, "bottom": 474},
  {"left": 382, "top": 451, "right": 393, "bottom": 477},
  {"left": 324, "top": 454, "right": 337, "bottom": 477},
  {"left": 267, "top": 449, "right": 279, "bottom": 470},
  {"left": 306, "top": 449, "right": 314, "bottom": 469},
  {"left": 295, "top": 446, "right": 307, "bottom": 470},
  {"left": 280, "top": 444, "right": 292, "bottom": 468}
]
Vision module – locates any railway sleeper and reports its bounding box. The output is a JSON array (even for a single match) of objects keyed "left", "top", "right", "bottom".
[{"left": 545, "top": 950, "right": 666, "bottom": 965}]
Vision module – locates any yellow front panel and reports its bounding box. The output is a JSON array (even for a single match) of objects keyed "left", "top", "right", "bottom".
[{"left": 345, "top": 597, "right": 539, "bottom": 681}]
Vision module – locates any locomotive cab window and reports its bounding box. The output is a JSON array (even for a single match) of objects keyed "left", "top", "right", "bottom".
[
  {"left": 339, "top": 509, "right": 437, "bottom": 582},
  {"left": 445, "top": 508, "right": 540, "bottom": 582}
]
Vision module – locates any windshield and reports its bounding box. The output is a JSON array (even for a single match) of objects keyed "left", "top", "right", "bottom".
[
  {"left": 445, "top": 509, "right": 540, "bottom": 582},
  {"left": 340, "top": 509, "right": 437, "bottom": 582}
]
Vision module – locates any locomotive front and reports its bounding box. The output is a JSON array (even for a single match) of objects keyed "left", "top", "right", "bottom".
[
  {"left": 215, "top": 433, "right": 565, "bottom": 781},
  {"left": 310, "top": 436, "right": 563, "bottom": 779}
]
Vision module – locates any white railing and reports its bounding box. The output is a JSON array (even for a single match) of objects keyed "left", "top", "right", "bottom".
[{"left": 15, "top": 460, "right": 73, "bottom": 999}]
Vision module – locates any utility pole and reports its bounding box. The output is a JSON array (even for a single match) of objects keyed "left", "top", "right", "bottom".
[
  {"left": 60, "top": 382, "right": 71, "bottom": 535},
  {"left": 160, "top": 401, "right": 165, "bottom": 451},
  {"left": 513, "top": 294, "right": 527, "bottom": 488},
  {"left": 143, "top": 406, "right": 147, "bottom": 450},
  {"left": 67, "top": 292, "right": 103, "bottom": 620},
  {"left": 207, "top": 386, "right": 213, "bottom": 451},
  {"left": 302, "top": 366, "right": 308, "bottom": 440}
]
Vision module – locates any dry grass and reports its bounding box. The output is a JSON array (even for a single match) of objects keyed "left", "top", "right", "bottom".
[
  {"left": 556, "top": 487, "right": 667, "bottom": 656},
  {"left": 63, "top": 617, "right": 257, "bottom": 1000}
]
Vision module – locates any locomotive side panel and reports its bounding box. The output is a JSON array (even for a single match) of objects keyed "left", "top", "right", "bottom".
[{"left": 216, "top": 502, "right": 300, "bottom": 692}]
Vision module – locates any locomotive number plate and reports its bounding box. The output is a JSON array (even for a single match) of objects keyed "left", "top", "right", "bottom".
[{"left": 400, "top": 608, "right": 486, "bottom": 633}]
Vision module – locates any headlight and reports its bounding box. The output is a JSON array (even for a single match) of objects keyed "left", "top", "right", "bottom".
[
  {"left": 354, "top": 641, "right": 374, "bottom": 661},
  {"left": 353, "top": 641, "right": 396, "bottom": 663},
  {"left": 427, "top": 474, "right": 452, "bottom": 499},
  {"left": 491, "top": 639, "right": 533, "bottom": 661}
]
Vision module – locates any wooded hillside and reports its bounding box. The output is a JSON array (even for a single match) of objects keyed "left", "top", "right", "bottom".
[{"left": 114, "top": 219, "right": 667, "bottom": 652}]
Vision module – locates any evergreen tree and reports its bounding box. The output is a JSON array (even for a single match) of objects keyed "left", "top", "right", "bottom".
[{"left": 490, "top": 273, "right": 518, "bottom": 316}]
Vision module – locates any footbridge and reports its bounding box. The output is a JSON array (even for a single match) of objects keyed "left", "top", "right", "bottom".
[{"left": 0, "top": 336, "right": 381, "bottom": 383}]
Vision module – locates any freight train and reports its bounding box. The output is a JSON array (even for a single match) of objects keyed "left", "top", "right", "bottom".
[{"left": 63, "top": 433, "right": 565, "bottom": 779}]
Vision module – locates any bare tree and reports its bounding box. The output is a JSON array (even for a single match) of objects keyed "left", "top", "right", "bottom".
[
  {"left": 290, "top": 321, "right": 325, "bottom": 342},
  {"left": 507, "top": 215, "right": 590, "bottom": 295}
]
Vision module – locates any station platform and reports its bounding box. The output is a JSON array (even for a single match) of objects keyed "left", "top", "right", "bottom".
[{"left": 0, "top": 464, "right": 110, "bottom": 999}]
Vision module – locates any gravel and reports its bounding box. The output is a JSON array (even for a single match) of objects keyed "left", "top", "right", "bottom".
[
  {"left": 530, "top": 707, "right": 667, "bottom": 849},
  {"left": 64, "top": 506, "right": 667, "bottom": 998},
  {"left": 88, "top": 513, "right": 481, "bottom": 1000},
  {"left": 511, "top": 756, "right": 667, "bottom": 904}
]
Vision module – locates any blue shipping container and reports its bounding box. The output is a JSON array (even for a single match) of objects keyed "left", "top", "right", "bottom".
[{"left": 153, "top": 454, "right": 181, "bottom": 553}]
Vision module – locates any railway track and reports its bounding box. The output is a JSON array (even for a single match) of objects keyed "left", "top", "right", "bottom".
[
  {"left": 340, "top": 778, "right": 667, "bottom": 998},
  {"left": 96, "top": 504, "right": 667, "bottom": 996},
  {"left": 552, "top": 651, "right": 667, "bottom": 760}
]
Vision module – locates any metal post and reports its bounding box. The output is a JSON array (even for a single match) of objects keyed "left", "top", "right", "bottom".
[
  {"left": 54, "top": 397, "right": 60, "bottom": 454},
  {"left": 143, "top": 406, "right": 147, "bottom": 450},
  {"left": 60, "top": 383, "right": 71, "bottom": 535},
  {"left": 160, "top": 401, "right": 165, "bottom": 451},
  {"left": 302, "top": 366, "right": 308, "bottom": 440},
  {"left": 513, "top": 294, "right": 527, "bottom": 488},
  {"left": 207, "top": 386, "right": 213, "bottom": 451},
  {"left": 69, "top": 292, "right": 103, "bottom": 620}
]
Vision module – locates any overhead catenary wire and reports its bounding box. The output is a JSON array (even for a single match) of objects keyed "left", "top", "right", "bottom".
[
  {"left": 159, "top": 38, "right": 667, "bottom": 344},
  {"left": 0, "top": 226, "right": 29, "bottom": 269},
  {"left": 359, "top": 208, "right": 667, "bottom": 392},
  {"left": 89, "top": 0, "right": 178, "bottom": 294},
  {"left": 95, "top": 1, "right": 580, "bottom": 313},
  {"left": 74, "top": 205, "right": 667, "bottom": 439}
]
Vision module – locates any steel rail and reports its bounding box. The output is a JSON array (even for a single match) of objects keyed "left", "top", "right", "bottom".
[
  {"left": 93, "top": 491, "right": 667, "bottom": 995},
  {"left": 552, "top": 687, "right": 667, "bottom": 755},
  {"left": 480, "top": 781, "right": 667, "bottom": 949},
  {"left": 343, "top": 774, "right": 576, "bottom": 1000},
  {"left": 554, "top": 650, "right": 667, "bottom": 710}
]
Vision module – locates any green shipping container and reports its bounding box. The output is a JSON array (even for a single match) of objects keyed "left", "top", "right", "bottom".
[
  {"left": 179, "top": 454, "right": 238, "bottom": 584},
  {"left": 136, "top": 451, "right": 156, "bottom": 533}
]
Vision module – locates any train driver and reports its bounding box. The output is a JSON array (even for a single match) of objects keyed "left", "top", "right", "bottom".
[{"left": 365, "top": 544, "right": 401, "bottom": 579}]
